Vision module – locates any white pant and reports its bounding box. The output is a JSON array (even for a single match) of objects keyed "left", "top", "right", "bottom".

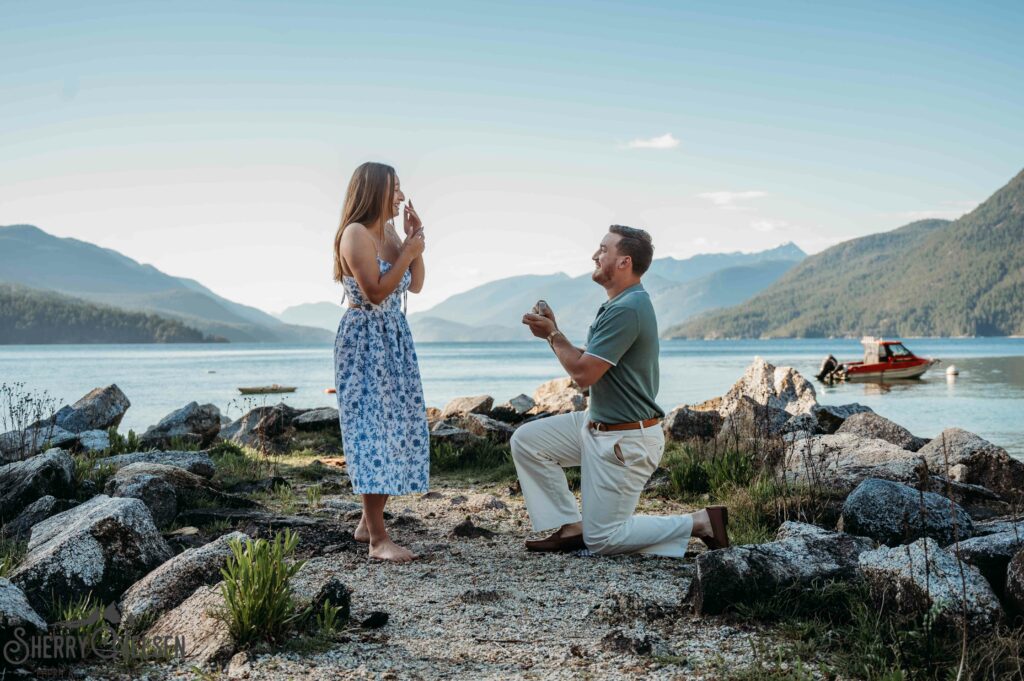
[{"left": 510, "top": 411, "right": 693, "bottom": 558}]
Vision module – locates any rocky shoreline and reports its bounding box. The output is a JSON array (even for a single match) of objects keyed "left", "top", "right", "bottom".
[{"left": 2, "top": 357, "right": 1024, "bottom": 679}]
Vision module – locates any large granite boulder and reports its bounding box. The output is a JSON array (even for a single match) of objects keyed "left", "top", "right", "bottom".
[
  {"left": 1, "top": 578, "right": 47, "bottom": 663},
  {"left": 92, "top": 450, "right": 216, "bottom": 478},
  {"left": 10, "top": 495, "right": 173, "bottom": 614},
  {"left": 663, "top": 406, "right": 723, "bottom": 441},
  {"left": 785, "top": 433, "right": 925, "bottom": 491},
  {"left": 76, "top": 429, "right": 111, "bottom": 453},
  {"left": 840, "top": 478, "right": 973, "bottom": 547},
  {"left": 1006, "top": 549, "right": 1024, "bottom": 614},
  {"left": 974, "top": 517, "right": 1024, "bottom": 538},
  {"left": 447, "top": 413, "right": 515, "bottom": 443},
  {"left": 917, "top": 429, "right": 1024, "bottom": 503},
  {"left": 292, "top": 407, "right": 340, "bottom": 433},
  {"left": 812, "top": 403, "right": 874, "bottom": 435},
  {"left": 140, "top": 402, "right": 222, "bottom": 449},
  {"left": 691, "top": 522, "right": 873, "bottom": 615},
  {"left": 105, "top": 462, "right": 259, "bottom": 528},
  {"left": 954, "top": 531, "right": 1024, "bottom": 599},
  {"left": 924, "top": 476, "right": 1009, "bottom": 521},
  {"left": 489, "top": 395, "right": 535, "bottom": 425},
  {"left": 145, "top": 584, "right": 234, "bottom": 668},
  {"left": 0, "top": 425, "right": 78, "bottom": 464},
  {"left": 120, "top": 531, "right": 250, "bottom": 633},
  {"left": 53, "top": 384, "right": 130, "bottom": 434},
  {"left": 0, "top": 448, "right": 75, "bottom": 522},
  {"left": 3, "top": 495, "right": 78, "bottom": 541},
  {"left": 441, "top": 395, "right": 494, "bottom": 419},
  {"left": 531, "top": 378, "right": 587, "bottom": 414},
  {"left": 858, "top": 538, "right": 1003, "bottom": 630},
  {"left": 719, "top": 357, "right": 818, "bottom": 417},
  {"left": 836, "top": 412, "right": 927, "bottom": 451},
  {"left": 219, "top": 403, "right": 301, "bottom": 452},
  {"left": 718, "top": 395, "right": 790, "bottom": 439},
  {"left": 429, "top": 421, "right": 484, "bottom": 448}
]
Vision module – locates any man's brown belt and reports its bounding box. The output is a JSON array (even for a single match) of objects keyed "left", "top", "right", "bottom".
[{"left": 588, "top": 417, "right": 661, "bottom": 432}]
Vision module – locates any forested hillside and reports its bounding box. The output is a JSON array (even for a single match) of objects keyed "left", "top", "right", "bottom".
[{"left": 0, "top": 284, "right": 225, "bottom": 344}]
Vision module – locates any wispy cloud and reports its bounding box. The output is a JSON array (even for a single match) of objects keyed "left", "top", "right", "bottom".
[
  {"left": 751, "top": 219, "right": 787, "bottom": 232},
  {"left": 697, "top": 190, "right": 768, "bottom": 210},
  {"left": 626, "top": 133, "right": 680, "bottom": 150}
]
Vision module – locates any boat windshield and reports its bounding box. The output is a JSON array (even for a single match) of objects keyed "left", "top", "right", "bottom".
[{"left": 887, "top": 343, "right": 912, "bottom": 358}]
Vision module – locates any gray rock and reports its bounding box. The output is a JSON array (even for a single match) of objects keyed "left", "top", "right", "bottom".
[
  {"left": 1006, "top": 549, "right": 1024, "bottom": 614},
  {"left": 292, "top": 407, "right": 340, "bottom": 433},
  {"left": 76, "top": 429, "right": 111, "bottom": 453},
  {"left": 691, "top": 523, "right": 873, "bottom": 615},
  {"left": 785, "top": 433, "right": 926, "bottom": 491},
  {"left": 925, "top": 476, "right": 1009, "bottom": 521},
  {"left": 441, "top": 395, "right": 494, "bottom": 418},
  {"left": 812, "top": 403, "right": 874, "bottom": 435},
  {"left": 10, "top": 495, "right": 173, "bottom": 614},
  {"left": 105, "top": 462, "right": 259, "bottom": 528},
  {"left": 507, "top": 394, "right": 535, "bottom": 414},
  {"left": 429, "top": 421, "right": 484, "bottom": 448},
  {"left": 120, "top": 531, "right": 250, "bottom": 633},
  {"left": 954, "top": 531, "right": 1024, "bottom": 598},
  {"left": 0, "top": 448, "right": 75, "bottom": 522},
  {"left": 53, "top": 384, "right": 130, "bottom": 434},
  {"left": 775, "top": 520, "right": 839, "bottom": 541},
  {"left": 663, "top": 405, "right": 723, "bottom": 441},
  {"left": 219, "top": 403, "right": 300, "bottom": 451},
  {"left": 140, "top": 402, "right": 222, "bottom": 449},
  {"left": 859, "top": 538, "right": 1003, "bottom": 630},
  {"left": 718, "top": 395, "right": 791, "bottom": 438},
  {"left": 840, "top": 478, "right": 973, "bottom": 547},
  {"left": 531, "top": 378, "right": 587, "bottom": 414},
  {"left": 917, "top": 428, "right": 1024, "bottom": 503},
  {"left": 718, "top": 357, "right": 818, "bottom": 417},
  {"left": 92, "top": 450, "right": 216, "bottom": 478},
  {"left": 145, "top": 583, "right": 235, "bottom": 667},
  {"left": 836, "top": 411, "right": 926, "bottom": 451},
  {"left": 0, "top": 577, "right": 47, "bottom": 652},
  {"left": 449, "top": 413, "right": 515, "bottom": 443},
  {"left": 4, "top": 495, "right": 78, "bottom": 541},
  {"left": 0, "top": 425, "right": 78, "bottom": 464},
  {"left": 974, "top": 517, "right": 1024, "bottom": 538},
  {"left": 781, "top": 412, "right": 819, "bottom": 436}
]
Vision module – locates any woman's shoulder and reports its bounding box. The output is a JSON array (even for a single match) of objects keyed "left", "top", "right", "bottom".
[{"left": 341, "top": 222, "right": 371, "bottom": 241}]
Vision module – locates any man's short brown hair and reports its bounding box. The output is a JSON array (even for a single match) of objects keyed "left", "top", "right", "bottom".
[{"left": 609, "top": 225, "right": 654, "bottom": 275}]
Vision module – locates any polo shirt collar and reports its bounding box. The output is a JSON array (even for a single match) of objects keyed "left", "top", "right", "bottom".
[{"left": 598, "top": 283, "right": 645, "bottom": 313}]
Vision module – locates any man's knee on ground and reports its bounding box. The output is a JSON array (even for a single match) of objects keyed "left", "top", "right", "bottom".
[{"left": 583, "top": 525, "right": 619, "bottom": 556}]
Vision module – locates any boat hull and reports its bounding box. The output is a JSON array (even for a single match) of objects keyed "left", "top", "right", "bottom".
[{"left": 842, "top": 360, "right": 935, "bottom": 381}]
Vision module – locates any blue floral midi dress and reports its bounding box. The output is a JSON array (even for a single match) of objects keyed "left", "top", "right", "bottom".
[{"left": 334, "top": 257, "right": 430, "bottom": 495}]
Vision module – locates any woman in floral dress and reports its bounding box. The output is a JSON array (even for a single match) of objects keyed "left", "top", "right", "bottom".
[{"left": 333, "top": 162, "right": 428, "bottom": 562}]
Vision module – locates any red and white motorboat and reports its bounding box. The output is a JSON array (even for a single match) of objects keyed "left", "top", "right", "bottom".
[{"left": 816, "top": 337, "right": 939, "bottom": 382}]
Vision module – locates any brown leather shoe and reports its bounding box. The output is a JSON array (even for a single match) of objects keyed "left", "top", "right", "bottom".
[
  {"left": 698, "top": 506, "right": 730, "bottom": 551},
  {"left": 525, "top": 530, "right": 586, "bottom": 553}
]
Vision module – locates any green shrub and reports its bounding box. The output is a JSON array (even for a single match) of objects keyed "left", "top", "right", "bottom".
[
  {"left": 305, "top": 484, "right": 322, "bottom": 510},
  {"left": 665, "top": 446, "right": 710, "bottom": 496},
  {"left": 105, "top": 427, "right": 142, "bottom": 455},
  {"left": 73, "top": 453, "right": 117, "bottom": 497},
  {"left": 430, "top": 439, "right": 515, "bottom": 480},
  {"left": 219, "top": 529, "right": 307, "bottom": 647},
  {"left": 0, "top": 534, "right": 27, "bottom": 578}
]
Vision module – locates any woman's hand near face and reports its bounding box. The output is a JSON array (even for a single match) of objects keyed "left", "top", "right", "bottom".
[{"left": 403, "top": 199, "right": 423, "bottom": 236}]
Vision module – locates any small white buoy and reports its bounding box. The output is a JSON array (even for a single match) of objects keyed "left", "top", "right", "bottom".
[{"left": 946, "top": 365, "right": 959, "bottom": 376}]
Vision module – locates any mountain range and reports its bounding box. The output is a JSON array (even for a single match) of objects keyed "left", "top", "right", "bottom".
[
  {"left": 0, "top": 225, "right": 332, "bottom": 343},
  {"left": 669, "top": 168, "right": 1024, "bottom": 338},
  {"left": 407, "top": 243, "right": 806, "bottom": 341}
]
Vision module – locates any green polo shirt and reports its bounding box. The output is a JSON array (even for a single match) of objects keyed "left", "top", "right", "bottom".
[{"left": 584, "top": 283, "right": 664, "bottom": 424}]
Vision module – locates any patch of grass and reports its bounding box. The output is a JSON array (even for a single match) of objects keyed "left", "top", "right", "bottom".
[
  {"left": 663, "top": 444, "right": 754, "bottom": 498},
  {"left": 726, "top": 578, "right": 1023, "bottom": 681},
  {"left": 165, "top": 435, "right": 201, "bottom": 451},
  {"left": 73, "top": 452, "right": 117, "bottom": 498},
  {"left": 105, "top": 427, "right": 143, "bottom": 455},
  {"left": 49, "top": 592, "right": 117, "bottom": 660},
  {"left": 209, "top": 442, "right": 277, "bottom": 489},
  {"left": 204, "top": 518, "right": 234, "bottom": 536},
  {"left": 270, "top": 482, "right": 297, "bottom": 514},
  {"left": 0, "top": 533, "right": 27, "bottom": 578},
  {"left": 430, "top": 439, "right": 517, "bottom": 482},
  {"left": 305, "top": 484, "right": 323, "bottom": 510},
  {"left": 218, "top": 529, "right": 308, "bottom": 647}
]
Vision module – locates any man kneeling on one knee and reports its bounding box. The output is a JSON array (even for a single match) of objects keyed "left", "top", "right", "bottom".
[{"left": 513, "top": 225, "right": 729, "bottom": 556}]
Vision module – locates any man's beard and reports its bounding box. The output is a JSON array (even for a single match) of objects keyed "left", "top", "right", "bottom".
[{"left": 591, "top": 263, "right": 611, "bottom": 285}]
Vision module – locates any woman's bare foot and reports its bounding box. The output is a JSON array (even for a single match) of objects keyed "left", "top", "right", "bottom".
[
  {"left": 354, "top": 516, "right": 370, "bottom": 543},
  {"left": 368, "top": 537, "right": 417, "bottom": 562}
]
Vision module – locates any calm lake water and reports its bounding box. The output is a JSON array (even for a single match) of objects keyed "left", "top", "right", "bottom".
[{"left": 1, "top": 338, "right": 1022, "bottom": 457}]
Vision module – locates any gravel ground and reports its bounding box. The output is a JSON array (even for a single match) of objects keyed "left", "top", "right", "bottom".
[{"left": 85, "top": 481, "right": 776, "bottom": 680}]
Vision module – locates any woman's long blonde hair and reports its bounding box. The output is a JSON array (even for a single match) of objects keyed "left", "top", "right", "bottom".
[{"left": 333, "top": 162, "right": 396, "bottom": 282}]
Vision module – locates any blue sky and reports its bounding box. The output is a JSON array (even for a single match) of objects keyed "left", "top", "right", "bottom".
[{"left": 2, "top": 0, "right": 1023, "bottom": 313}]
